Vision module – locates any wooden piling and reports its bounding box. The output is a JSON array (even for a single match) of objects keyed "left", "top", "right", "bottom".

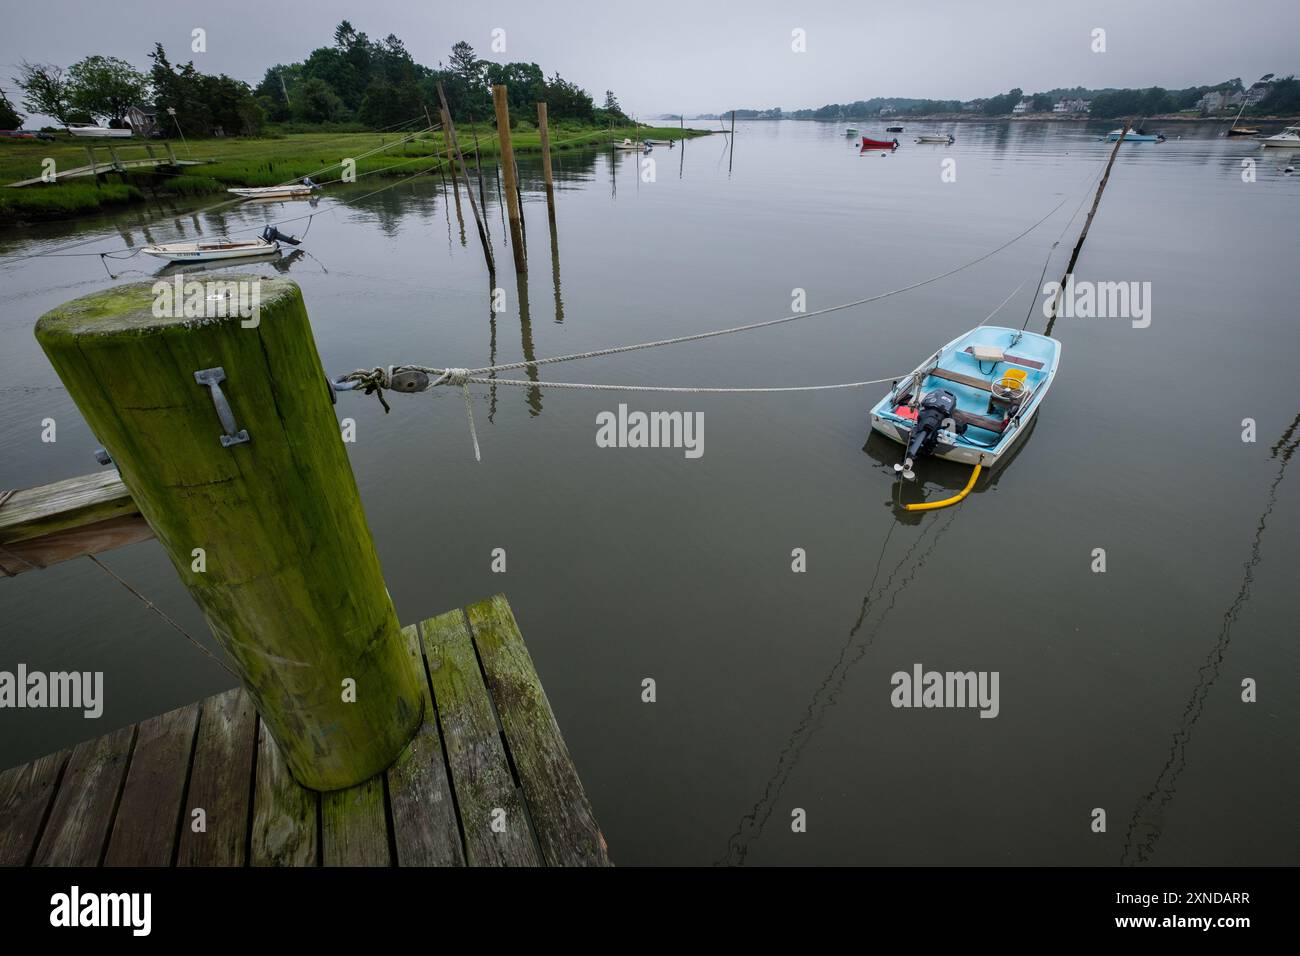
[
  {"left": 493, "top": 84, "right": 527, "bottom": 274},
  {"left": 1047, "top": 118, "right": 1131, "bottom": 329},
  {"left": 538, "top": 102, "right": 556, "bottom": 228},
  {"left": 436, "top": 83, "right": 495, "bottom": 277},
  {"left": 438, "top": 103, "right": 466, "bottom": 230},
  {"left": 33, "top": 277, "right": 425, "bottom": 791},
  {"left": 729, "top": 110, "right": 735, "bottom": 173}
]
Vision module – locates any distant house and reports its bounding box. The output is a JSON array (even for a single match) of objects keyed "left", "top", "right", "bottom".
[
  {"left": 125, "top": 106, "right": 158, "bottom": 137},
  {"left": 1053, "top": 98, "right": 1090, "bottom": 113},
  {"left": 880, "top": 106, "right": 897, "bottom": 116},
  {"left": 1012, "top": 99, "right": 1031, "bottom": 114},
  {"left": 1198, "top": 90, "right": 1245, "bottom": 114}
]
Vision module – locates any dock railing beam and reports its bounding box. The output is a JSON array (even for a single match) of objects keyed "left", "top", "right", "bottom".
[{"left": 34, "top": 277, "right": 425, "bottom": 791}]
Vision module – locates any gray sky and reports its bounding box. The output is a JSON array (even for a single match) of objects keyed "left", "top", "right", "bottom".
[{"left": 3, "top": 0, "right": 1296, "bottom": 120}]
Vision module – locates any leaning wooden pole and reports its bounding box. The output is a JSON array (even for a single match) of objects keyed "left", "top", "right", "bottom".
[
  {"left": 493, "top": 84, "right": 527, "bottom": 274},
  {"left": 436, "top": 83, "right": 495, "bottom": 277},
  {"left": 34, "top": 277, "right": 425, "bottom": 792},
  {"left": 728, "top": 109, "right": 736, "bottom": 173},
  {"left": 1047, "top": 118, "right": 1131, "bottom": 326},
  {"left": 537, "top": 102, "right": 557, "bottom": 228}
]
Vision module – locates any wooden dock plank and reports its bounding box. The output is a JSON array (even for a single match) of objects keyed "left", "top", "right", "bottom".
[
  {"left": 33, "top": 724, "right": 135, "bottom": 866},
  {"left": 104, "top": 703, "right": 200, "bottom": 866},
  {"left": 0, "top": 471, "right": 138, "bottom": 544},
  {"left": 421, "top": 609, "right": 541, "bottom": 866},
  {"left": 386, "top": 625, "right": 465, "bottom": 866},
  {"left": 1, "top": 595, "right": 608, "bottom": 867},
  {"left": 250, "top": 722, "right": 318, "bottom": 867},
  {"left": 0, "top": 514, "right": 154, "bottom": 576},
  {"left": 0, "top": 751, "right": 68, "bottom": 866},
  {"left": 177, "top": 688, "right": 257, "bottom": 867},
  {"left": 322, "top": 777, "right": 390, "bottom": 866},
  {"left": 467, "top": 595, "right": 612, "bottom": 866}
]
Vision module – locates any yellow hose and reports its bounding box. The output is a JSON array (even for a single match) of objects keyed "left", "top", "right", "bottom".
[{"left": 903, "top": 464, "right": 982, "bottom": 512}]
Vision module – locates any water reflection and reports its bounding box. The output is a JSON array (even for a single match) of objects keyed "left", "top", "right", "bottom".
[{"left": 1120, "top": 413, "right": 1300, "bottom": 866}]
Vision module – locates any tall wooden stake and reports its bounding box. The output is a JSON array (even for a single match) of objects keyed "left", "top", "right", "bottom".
[
  {"left": 493, "top": 84, "right": 527, "bottom": 274},
  {"left": 728, "top": 109, "right": 735, "bottom": 173},
  {"left": 436, "top": 82, "right": 495, "bottom": 277},
  {"left": 1047, "top": 118, "right": 1131, "bottom": 330},
  {"left": 35, "top": 278, "right": 425, "bottom": 791},
  {"left": 538, "top": 102, "right": 557, "bottom": 228}
]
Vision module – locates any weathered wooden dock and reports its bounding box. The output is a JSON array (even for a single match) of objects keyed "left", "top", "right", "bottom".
[{"left": 0, "top": 595, "right": 610, "bottom": 867}]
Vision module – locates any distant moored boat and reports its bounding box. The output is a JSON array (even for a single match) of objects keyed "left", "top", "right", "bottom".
[
  {"left": 861, "top": 136, "right": 899, "bottom": 150},
  {"left": 65, "top": 122, "right": 132, "bottom": 138}
]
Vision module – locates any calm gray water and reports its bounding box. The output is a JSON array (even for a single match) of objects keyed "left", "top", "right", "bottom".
[{"left": 2, "top": 120, "right": 1297, "bottom": 865}]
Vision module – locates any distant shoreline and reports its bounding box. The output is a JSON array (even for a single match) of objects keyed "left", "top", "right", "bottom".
[{"left": 683, "top": 114, "right": 1300, "bottom": 125}]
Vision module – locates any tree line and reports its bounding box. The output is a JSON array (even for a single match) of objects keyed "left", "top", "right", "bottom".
[
  {"left": 8, "top": 22, "right": 630, "bottom": 136},
  {"left": 733, "top": 76, "right": 1298, "bottom": 120}
]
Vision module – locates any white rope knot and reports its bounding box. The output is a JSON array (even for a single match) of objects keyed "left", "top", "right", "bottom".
[{"left": 443, "top": 368, "right": 470, "bottom": 386}]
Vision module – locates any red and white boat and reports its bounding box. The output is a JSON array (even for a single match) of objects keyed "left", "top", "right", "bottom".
[{"left": 860, "top": 136, "right": 899, "bottom": 150}]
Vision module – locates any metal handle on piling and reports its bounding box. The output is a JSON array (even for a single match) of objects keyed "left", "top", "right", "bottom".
[{"left": 194, "top": 367, "right": 250, "bottom": 447}]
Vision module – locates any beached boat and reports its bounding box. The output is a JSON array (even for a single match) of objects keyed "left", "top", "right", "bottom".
[
  {"left": 1106, "top": 128, "right": 1164, "bottom": 142},
  {"left": 65, "top": 123, "right": 132, "bottom": 138},
  {"left": 861, "top": 136, "right": 900, "bottom": 150},
  {"left": 915, "top": 133, "right": 954, "bottom": 144},
  {"left": 141, "top": 226, "right": 300, "bottom": 263},
  {"left": 1260, "top": 126, "right": 1300, "bottom": 147},
  {"left": 228, "top": 178, "right": 319, "bottom": 199},
  {"left": 869, "top": 325, "right": 1060, "bottom": 476}
]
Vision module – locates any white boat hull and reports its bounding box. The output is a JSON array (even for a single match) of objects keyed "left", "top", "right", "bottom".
[
  {"left": 66, "top": 126, "right": 133, "bottom": 138},
  {"left": 142, "top": 239, "right": 280, "bottom": 263},
  {"left": 1260, "top": 138, "right": 1300, "bottom": 147},
  {"left": 227, "top": 185, "right": 315, "bottom": 198}
]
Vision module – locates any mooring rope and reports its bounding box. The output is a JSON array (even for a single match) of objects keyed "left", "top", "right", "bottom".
[
  {"left": 336, "top": 193, "right": 1071, "bottom": 404},
  {"left": 85, "top": 554, "right": 238, "bottom": 677}
]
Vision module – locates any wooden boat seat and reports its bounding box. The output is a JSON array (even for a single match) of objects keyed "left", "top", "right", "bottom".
[
  {"left": 929, "top": 367, "right": 992, "bottom": 391},
  {"left": 962, "top": 347, "right": 1044, "bottom": 370}
]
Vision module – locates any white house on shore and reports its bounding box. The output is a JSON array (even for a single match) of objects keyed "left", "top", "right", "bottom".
[{"left": 1053, "top": 98, "right": 1090, "bottom": 113}]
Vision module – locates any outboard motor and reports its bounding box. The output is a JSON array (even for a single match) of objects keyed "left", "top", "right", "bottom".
[
  {"left": 261, "top": 225, "right": 301, "bottom": 246},
  {"left": 894, "top": 389, "right": 959, "bottom": 480}
]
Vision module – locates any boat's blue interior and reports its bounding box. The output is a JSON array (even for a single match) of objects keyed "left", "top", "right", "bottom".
[{"left": 876, "top": 326, "right": 1059, "bottom": 449}]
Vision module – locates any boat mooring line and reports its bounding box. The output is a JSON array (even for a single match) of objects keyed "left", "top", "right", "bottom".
[{"left": 334, "top": 193, "right": 1073, "bottom": 411}]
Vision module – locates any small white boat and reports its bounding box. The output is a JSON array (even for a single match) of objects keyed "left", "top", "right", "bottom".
[
  {"left": 1260, "top": 126, "right": 1300, "bottom": 147},
  {"left": 65, "top": 122, "right": 132, "bottom": 138},
  {"left": 915, "top": 133, "right": 954, "bottom": 144},
  {"left": 142, "top": 226, "right": 300, "bottom": 263},
  {"left": 611, "top": 138, "right": 650, "bottom": 151},
  {"left": 869, "top": 325, "right": 1060, "bottom": 474},
  {"left": 228, "top": 178, "right": 319, "bottom": 199},
  {"left": 845, "top": 126, "right": 859, "bottom": 136},
  {"left": 1106, "top": 128, "right": 1164, "bottom": 142},
  {"left": 143, "top": 237, "right": 279, "bottom": 263}
]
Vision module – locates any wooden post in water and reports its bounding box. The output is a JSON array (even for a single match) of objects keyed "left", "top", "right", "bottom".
[
  {"left": 435, "top": 83, "right": 495, "bottom": 277},
  {"left": 1047, "top": 118, "right": 1131, "bottom": 328},
  {"left": 537, "top": 101, "right": 556, "bottom": 227},
  {"left": 493, "top": 84, "right": 527, "bottom": 274},
  {"left": 728, "top": 109, "right": 735, "bottom": 173},
  {"left": 34, "top": 277, "right": 425, "bottom": 792},
  {"left": 439, "top": 103, "right": 465, "bottom": 225}
]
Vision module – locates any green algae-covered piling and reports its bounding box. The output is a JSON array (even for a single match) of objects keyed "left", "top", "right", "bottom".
[{"left": 33, "top": 277, "right": 424, "bottom": 791}]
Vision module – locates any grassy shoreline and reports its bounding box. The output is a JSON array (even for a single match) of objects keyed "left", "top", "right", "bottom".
[{"left": 0, "top": 125, "right": 711, "bottom": 223}]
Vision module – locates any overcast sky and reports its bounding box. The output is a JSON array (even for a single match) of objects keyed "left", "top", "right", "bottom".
[{"left": 3, "top": 0, "right": 1296, "bottom": 120}]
